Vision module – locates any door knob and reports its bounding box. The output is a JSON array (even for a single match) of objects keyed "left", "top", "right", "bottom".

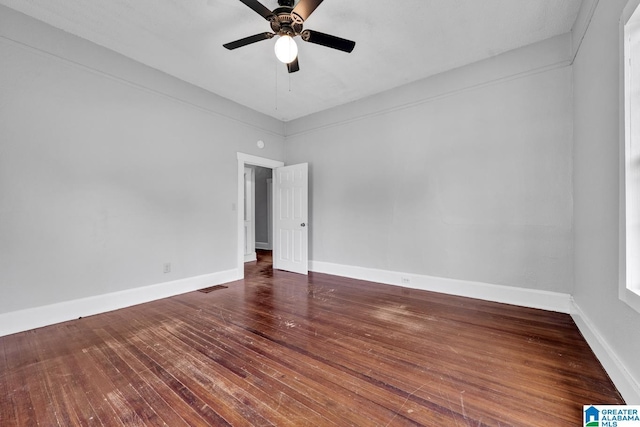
[{"left": 301, "top": 223, "right": 306, "bottom": 227}]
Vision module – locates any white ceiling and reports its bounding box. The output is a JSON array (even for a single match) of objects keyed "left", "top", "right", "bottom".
[{"left": 0, "top": 0, "right": 583, "bottom": 121}]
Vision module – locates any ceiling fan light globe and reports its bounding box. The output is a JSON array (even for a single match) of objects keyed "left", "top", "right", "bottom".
[{"left": 274, "top": 35, "right": 298, "bottom": 64}]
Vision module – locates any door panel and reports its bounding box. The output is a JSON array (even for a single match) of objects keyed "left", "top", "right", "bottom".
[{"left": 273, "top": 163, "right": 308, "bottom": 274}]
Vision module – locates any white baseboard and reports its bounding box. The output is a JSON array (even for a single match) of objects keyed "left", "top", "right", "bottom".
[
  {"left": 0, "top": 269, "right": 240, "bottom": 338},
  {"left": 571, "top": 300, "right": 640, "bottom": 404},
  {"left": 244, "top": 252, "right": 257, "bottom": 262},
  {"left": 310, "top": 260, "right": 571, "bottom": 313},
  {"left": 255, "top": 242, "right": 272, "bottom": 250}
]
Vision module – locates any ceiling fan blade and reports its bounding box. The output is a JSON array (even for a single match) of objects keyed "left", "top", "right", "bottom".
[
  {"left": 301, "top": 30, "right": 356, "bottom": 53},
  {"left": 223, "top": 32, "right": 274, "bottom": 50},
  {"left": 287, "top": 57, "right": 300, "bottom": 73},
  {"left": 291, "top": 0, "right": 323, "bottom": 24},
  {"left": 237, "top": 0, "right": 276, "bottom": 21}
]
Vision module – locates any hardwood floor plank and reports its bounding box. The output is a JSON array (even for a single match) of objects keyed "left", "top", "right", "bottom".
[
  {"left": 91, "top": 328, "right": 209, "bottom": 426},
  {"left": 127, "top": 324, "right": 276, "bottom": 426},
  {"left": 0, "top": 337, "right": 15, "bottom": 424},
  {"left": 168, "top": 307, "right": 430, "bottom": 426},
  {"left": 86, "top": 328, "right": 191, "bottom": 426},
  {"left": 25, "top": 329, "right": 77, "bottom": 426},
  {"left": 37, "top": 324, "right": 128, "bottom": 426},
  {"left": 132, "top": 290, "right": 448, "bottom": 425},
  {"left": 0, "top": 250, "right": 624, "bottom": 426},
  {"left": 162, "top": 320, "right": 337, "bottom": 426},
  {"left": 124, "top": 316, "right": 356, "bottom": 426},
  {"left": 182, "top": 299, "right": 470, "bottom": 424},
  {"left": 191, "top": 282, "right": 577, "bottom": 422},
  {"left": 3, "top": 332, "right": 39, "bottom": 426},
  {"left": 0, "top": 336, "right": 22, "bottom": 426},
  {"left": 107, "top": 320, "right": 256, "bottom": 426},
  {"left": 172, "top": 284, "right": 532, "bottom": 424}
]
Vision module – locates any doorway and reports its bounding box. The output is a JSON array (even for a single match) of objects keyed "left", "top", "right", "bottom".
[
  {"left": 244, "top": 165, "right": 273, "bottom": 262},
  {"left": 236, "top": 153, "right": 284, "bottom": 279}
]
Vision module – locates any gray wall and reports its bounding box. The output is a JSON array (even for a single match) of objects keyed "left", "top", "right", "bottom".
[
  {"left": 285, "top": 35, "right": 574, "bottom": 294},
  {"left": 573, "top": 0, "right": 640, "bottom": 398},
  {"left": 0, "top": 6, "right": 285, "bottom": 314}
]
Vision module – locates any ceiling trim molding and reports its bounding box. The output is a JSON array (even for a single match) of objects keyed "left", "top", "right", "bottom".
[
  {"left": 285, "top": 61, "right": 571, "bottom": 139},
  {"left": 285, "top": 34, "right": 572, "bottom": 139},
  {"left": 570, "top": 0, "right": 600, "bottom": 62},
  {"left": 1, "top": 34, "right": 285, "bottom": 138}
]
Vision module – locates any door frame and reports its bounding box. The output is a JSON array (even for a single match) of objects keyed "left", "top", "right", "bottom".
[
  {"left": 236, "top": 153, "right": 284, "bottom": 279},
  {"left": 243, "top": 166, "right": 256, "bottom": 262}
]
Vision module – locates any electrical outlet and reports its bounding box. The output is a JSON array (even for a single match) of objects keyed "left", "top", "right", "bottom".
[
  {"left": 163, "top": 262, "right": 171, "bottom": 274},
  {"left": 401, "top": 276, "right": 411, "bottom": 285}
]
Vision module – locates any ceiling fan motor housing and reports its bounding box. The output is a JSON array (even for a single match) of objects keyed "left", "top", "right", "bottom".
[{"left": 270, "top": 7, "right": 303, "bottom": 36}]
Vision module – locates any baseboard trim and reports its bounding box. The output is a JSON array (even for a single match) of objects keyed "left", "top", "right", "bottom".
[
  {"left": 255, "top": 242, "right": 272, "bottom": 250},
  {"left": 0, "top": 269, "right": 239, "bottom": 338},
  {"left": 244, "top": 252, "right": 257, "bottom": 262},
  {"left": 309, "top": 260, "right": 571, "bottom": 313},
  {"left": 571, "top": 300, "right": 640, "bottom": 404}
]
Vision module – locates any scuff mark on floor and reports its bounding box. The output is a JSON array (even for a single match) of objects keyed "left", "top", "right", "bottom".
[{"left": 384, "top": 383, "right": 426, "bottom": 426}]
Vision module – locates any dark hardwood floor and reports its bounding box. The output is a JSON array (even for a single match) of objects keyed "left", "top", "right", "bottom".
[{"left": 0, "top": 250, "right": 623, "bottom": 426}]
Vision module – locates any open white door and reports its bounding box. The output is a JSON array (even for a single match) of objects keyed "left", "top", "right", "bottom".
[{"left": 273, "top": 163, "right": 308, "bottom": 275}]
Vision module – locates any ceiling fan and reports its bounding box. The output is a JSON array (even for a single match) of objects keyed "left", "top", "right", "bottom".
[{"left": 223, "top": 0, "right": 356, "bottom": 73}]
